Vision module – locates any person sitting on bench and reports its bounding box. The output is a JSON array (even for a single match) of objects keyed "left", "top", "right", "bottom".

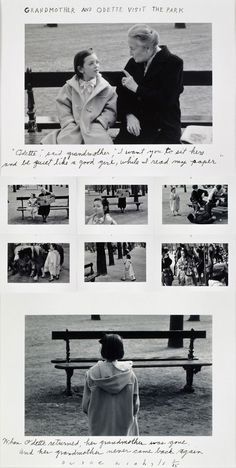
[
  {"left": 115, "top": 24, "right": 183, "bottom": 144},
  {"left": 41, "top": 49, "right": 117, "bottom": 145},
  {"left": 82, "top": 333, "right": 139, "bottom": 436}
]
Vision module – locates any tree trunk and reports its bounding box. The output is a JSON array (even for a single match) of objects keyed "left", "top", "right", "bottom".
[
  {"left": 168, "top": 315, "right": 184, "bottom": 348},
  {"left": 174, "top": 23, "right": 186, "bottom": 29},
  {"left": 117, "top": 243, "right": 123, "bottom": 259},
  {"left": 96, "top": 243, "right": 107, "bottom": 275},
  {"left": 107, "top": 243, "right": 115, "bottom": 266}
]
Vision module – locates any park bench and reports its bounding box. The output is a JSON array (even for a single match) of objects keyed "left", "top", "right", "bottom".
[
  {"left": 51, "top": 328, "right": 212, "bottom": 396},
  {"left": 211, "top": 206, "right": 228, "bottom": 216},
  {"left": 84, "top": 263, "right": 97, "bottom": 282},
  {"left": 25, "top": 69, "right": 212, "bottom": 142},
  {"left": 101, "top": 195, "right": 143, "bottom": 212},
  {"left": 16, "top": 195, "right": 69, "bottom": 220}
]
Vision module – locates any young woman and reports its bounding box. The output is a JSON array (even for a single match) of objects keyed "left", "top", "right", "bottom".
[
  {"left": 41, "top": 49, "right": 117, "bottom": 145},
  {"left": 86, "top": 198, "right": 117, "bottom": 225},
  {"left": 82, "top": 334, "right": 139, "bottom": 436}
]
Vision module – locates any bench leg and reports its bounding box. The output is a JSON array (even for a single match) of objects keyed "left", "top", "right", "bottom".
[
  {"left": 65, "top": 368, "right": 74, "bottom": 396},
  {"left": 183, "top": 366, "right": 194, "bottom": 393},
  {"left": 183, "top": 365, "right": 202, "bottom": 393}
]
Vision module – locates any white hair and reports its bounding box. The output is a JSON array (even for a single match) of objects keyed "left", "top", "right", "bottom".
[{"left": 128, "top": 24, "right": 159, "bottom": 49}]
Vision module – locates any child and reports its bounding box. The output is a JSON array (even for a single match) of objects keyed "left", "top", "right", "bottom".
[
  {"left": 86, "top": 198, "right": 117, "bottom": 225},
  {"left": 42, "top": 244, "right": 61, "bottom": 281},
  {"left": 169, "top": 186, "right": 180, "bottom": 216},
  {"left": 27, "top": 193, "right": 38, "bottom": 220},
  {"left": 41, "top": 49, "right": 117, "bottom": 145},
  {"left": 82, "top": 334, "right": 139, "bottom": 436},
  {"left": 121, "top": 253, "right": 136, "bottom": 281}
]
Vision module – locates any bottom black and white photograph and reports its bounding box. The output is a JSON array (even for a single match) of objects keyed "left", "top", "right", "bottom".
[{"left": 25, "top": 314, "right": 212, "bottom": 437}]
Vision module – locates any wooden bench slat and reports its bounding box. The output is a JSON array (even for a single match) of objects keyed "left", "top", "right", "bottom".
[
  {"left": 25, "top": 70, "right": 212, "bottom": 89},
  {"left": 52, "top": 330, "right": 206, "bottom": 340},
  {"left": 55, "top": 360, "right": 211, "bottom": 370}
]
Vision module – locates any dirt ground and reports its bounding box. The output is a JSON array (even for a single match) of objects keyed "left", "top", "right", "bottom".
[{"left": 25, "top": 315, "right": 212, "bottom": 437}]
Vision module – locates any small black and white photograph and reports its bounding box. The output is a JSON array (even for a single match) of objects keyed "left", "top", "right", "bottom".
[
  {"left": 25, "top": 23, "right": 212, "bottom": 145},
  {"left": 162, "top": 243, "right": 228, "bottom": 286},
  {"left": 85, "top": 185, "right": 148, "bottom": 225},
  {"left": 162, "top": 184, "right": 228, "bottom": 224},
  {"left": 8, "top": 243, "right": 70, "bottom": 283},
  {"left": 25, "top": 314, "right": 212, "bottom": 436},
  {"left": 8, "top": 185, "right": 69, "bottom": 224},
  {"left": 84, "top": 242, "right": 146, "bottom": 282}
]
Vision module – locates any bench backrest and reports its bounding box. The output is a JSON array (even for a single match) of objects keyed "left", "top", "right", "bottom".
[
  {"left": 52, "top": 328, "right": 206, "bottom": 362},
  {"left": 52, "top": 329, "right": 206, "bottom": 340},
  {"left": 17, "top": 195, "right": 68, "bottom": 200},
  {"left": 25, "top": 70, "right": 212, "bottom": 89}
]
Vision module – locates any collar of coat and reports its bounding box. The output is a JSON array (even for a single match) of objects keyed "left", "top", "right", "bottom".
[
  {"left": 66, "top": 73, "right": 111, "bottom": 101},
  {"left": 128, "top": 45, "right": 171, "bottom": 77}
]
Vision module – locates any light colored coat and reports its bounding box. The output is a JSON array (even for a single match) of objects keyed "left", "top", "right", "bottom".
[
  {"left": 82, "top": 360, "right": 139, "bottom": 436},
  {"left": 41, "top": 74, "right": 117, "bottom": 145}
]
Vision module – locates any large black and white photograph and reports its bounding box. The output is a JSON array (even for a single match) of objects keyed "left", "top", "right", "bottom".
[
  {"left": 162, "top": 243, "right": 228, "bottom": 286},
  {"left": 25, "top": 314, "right": 212, "bottom": 436},
  {"left": 8, "top": 243, "right": 70, "bottom": 283},
  {"left": 25, "top": 23, "right": 212, "bottom": 145},
  {"left": 84, "top": 242, "right": 146, "bottom": 282},
  {"left": 85, "top": 184, "right": 148, "bottom": 225},
  {"left": 8, "top": 185, "right": 69, "bottom": 224},
  {"left": 162, "top": 184, "right": 228, "bottom": 224}
]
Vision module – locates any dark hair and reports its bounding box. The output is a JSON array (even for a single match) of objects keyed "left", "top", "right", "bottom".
[
  {"left": 94, "top": 197, "right": 103, "bottom": 204},
  {"left": 126, "top": 254, "right": 131, "bottom": 259},
  {"left": 192, "top": 185, "right": 198, "bottom": 190},
  {"left": 216, "top": 185, "right": 222, "bottom": 190},
  {"left": 99, "top": 334, "right": 124, "bottom": 361},
  {"left": 74, "top": 49, "right": 94, "bottom": 78}
]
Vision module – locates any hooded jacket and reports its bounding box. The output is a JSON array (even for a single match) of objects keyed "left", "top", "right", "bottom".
[
  {"left": 41, "top": 73, "right": 117, "bottom": 145},
  {"left": 82, "top": 360, "right": 139, "bottom": 436}
]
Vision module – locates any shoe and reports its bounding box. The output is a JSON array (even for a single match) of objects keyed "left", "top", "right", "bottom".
[{"left": 49, "top": 277, "right": 54, "bottom": 282}]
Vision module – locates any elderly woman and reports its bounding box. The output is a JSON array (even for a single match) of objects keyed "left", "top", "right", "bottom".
[{"left": 115, "top": 24, "right": 184, "bottom": 144}]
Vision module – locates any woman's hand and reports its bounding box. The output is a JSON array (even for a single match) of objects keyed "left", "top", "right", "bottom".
[
  {"left": 121, "top": 70, "right": 138, "bottom": 93},
  {"left": 126, "top": 114, "right": 141, "bottom": 136}
]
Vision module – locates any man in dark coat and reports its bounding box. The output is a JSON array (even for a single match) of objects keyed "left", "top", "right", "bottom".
[{"left": 115, "top": 24, "right": 184, "bottom": 144}]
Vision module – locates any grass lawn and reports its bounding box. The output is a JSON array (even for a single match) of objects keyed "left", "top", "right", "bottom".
[{"left": 25, "top": 314, "right": 212, "bottom": 436}]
